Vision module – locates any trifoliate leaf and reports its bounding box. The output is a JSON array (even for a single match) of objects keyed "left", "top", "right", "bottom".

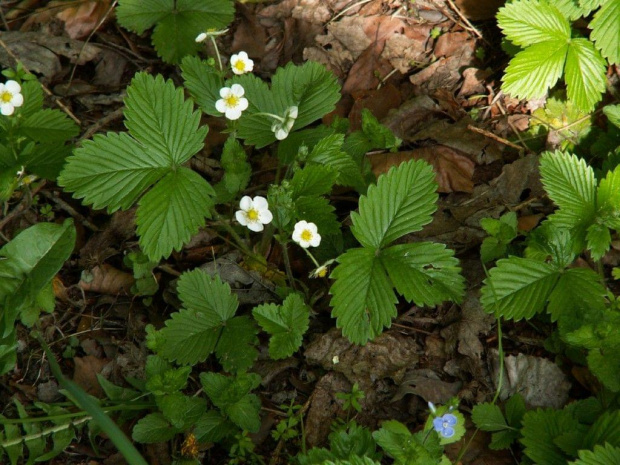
[
  {"left": 496, "top": 0, "right": 571, "bottom": 46},
  {"left": 480, "top": 257, "right": 560, "bottom": 320},
  {"left": 590, "top": 0, "right": 620, "bottom": 64},
  {"left": 59, "top": 73, "right": 214, "bottom": 261},
  {"left": 564, "top": 38, "right": 606, "bottom": 112},
  {"left": 572, "top": 443, "right": 620, "bottom": 465},
  {"left": 181, "top": 56, "right": 225, "bottom": 116},
  {"left": 137, "top": 168, "right": 214, "bottom": 260},
  {"left": 291, "top": 164, "right": 338, "bottom": 198},
  {"left": 381, "top": 243, "right": 464, "bottom": 306},
  {"left": 17, "top": 109, "right": 79, "bottom": 143},
  {"left": 539, "top": 151, "right": 597, "bottom": 230},
  {"left": 253, "top": 293, "right": 310, "bottom": 359},
  {"left": 330, "top": 248, "right": 397, "bottom": 344},
  {"left": 132, "top": 413, "right": 179, "bottom": 443},
  {"left": 521, "top": 408, "right": 585, "bottom": 465},
  {"left": 200, "top": 372, "right": 262, "bottom": 432},
  {"left": 0, "top": 220, "right": 75, "bottom": 339},
  {"left": 116, "top": 0, "right": 234, "bottom": 64},
  {"left": 157, "top": 270, "right": 241, "bottom": 365},
  {"left": 502, "top": 40, "right": 568, "bottom": 100},
  {"left": 351, "top": 159, "right": 437, "bottom": 249}
]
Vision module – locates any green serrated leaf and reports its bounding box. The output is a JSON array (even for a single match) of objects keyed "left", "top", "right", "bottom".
[
  {"left": 306, "top": 134, "right": 365, "bottom": 190},
  {"left": 554, "top": 0, "right": 589, "bottom": 19},
  {"left": 565, "top": 38, "right": 606, "bottom": 112},
  {"left": 521, "top": 408, "right": 584, "bottom": 465},
  {"left": 597, "top": 164, "right": 620, "bottom": 229},
  {"left": 603, "top": 104, "right": 620, "bottom": 129},
  {"left": 330, "top": 248, "right": 397, "bottom": 344},
  {"left": 582, "top": 411, "right": 620, "bottom": 450},
  {"left": 136, "top": 167, "right": 214, "bottom": 260},
  {"left": 571, "top": 443, "right": 620, "bottom": 465},
  {"left": 540, "top": 151, "right": 597, "bottom": 231},
  {"left": 480, "top": 257, "right": 560, "bottom": 320},
  {"left": 496, "top": 0, "right": 571, "bottom": 46},
  {"left": 18, "top": 109, "right": 79, "bottom": 143},
  {"left": 587, "top": 349, "right": 620, "bottom": 391},
  {"left": 548, "top": 267, "right": 607, "bottom": 327},
  {"left": 578, "top": 0, "right": 604, "bottom": 15},
  {"left": 181, "top": 56, "right": 225, "bottom": 116},
  {"left": 200, "top": 372, "right": 262, "bottom": 432},
  {"left": 502, "top": 39, "right": 568, "bottom": 100},
  {"left": 214, "top": 315, "right": 258, "bottom": 373},
  {"left": 381, "top": 243, "right": 464, "bottom": 306},
  {"left": 194, "top": 410, "right": 237, "bottom": 443},
  {"left": 360, "top": 109, "right": 400, "bottom": 151},
  {"left": 590, "top": 0, "right": 620, "bottom": 64},
  {"left": 351, "top": 159, "right": 437, "bottom": 249},
  {"left": 295, "top": 195, "right": 340, "bottom": 236},
  {"left": 291, "top": 164, "right": 337, "bottom": 198},
  {"left": 253, "top": 294, "right": 310, "bottom": 359},
  {"left": 586, "top": 223, "right": 611, "bottom": 260},
  {"left": 471, "top": 403, "right": 508, "bottom": 432}
]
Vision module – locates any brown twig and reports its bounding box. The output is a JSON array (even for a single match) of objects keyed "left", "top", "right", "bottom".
[
  {"left": 467, "top": 124, "right": 524, "bottom": 152},
  {"left": 39, "top": 189, "right": 100, "bottom": 232}
]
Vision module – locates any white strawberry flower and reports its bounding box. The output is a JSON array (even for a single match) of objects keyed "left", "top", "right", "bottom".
[
  {"left": 195, "top": 32, "right": 208, "bottom": 43},
  {"left": 230, "top": 51, "right": 254, "bottom": 75},
  {"left": 235, "top": 195, "right": 273, "bottom": 232},
  {"left": 271, "top": 106, "right": 298, "bottom": 140},
  {"left": 215, "top": 84, "right": 249, "bottom": 120},
  {"left": 292, "top": 220, "right": 321, "bottom": 248},
  {"left": 0, "top": 80, "right": 24, "bottom": 116}
]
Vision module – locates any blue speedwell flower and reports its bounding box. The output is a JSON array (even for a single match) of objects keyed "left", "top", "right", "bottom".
[{"left": 433, "top": 413, "right": 457, "bottom": 438}]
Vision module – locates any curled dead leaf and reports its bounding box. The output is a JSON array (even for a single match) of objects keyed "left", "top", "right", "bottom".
[
  {"left": 79, "top": 264, "right": 134, "bottom": 295},
  {"left": 369, "top": 145, "right": 475, "bottom": 193},
  {"left": 56, "top": 0, "right": 112, "bottom": 39}
]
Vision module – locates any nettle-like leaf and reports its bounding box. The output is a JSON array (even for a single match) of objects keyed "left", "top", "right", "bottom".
[
  {"left": 497, "top": 0, "right": 607, "bottom": 111},
  {"left": 213, "top": 136, "right": 251, "bottom": 203},
  {"left": 59, "top": 73, "right": 215, "bottom": 261},
  {"left": 200, "top": 372, "right": 262, "bottom": 432},
  {"left": 590, "top": 0, "right": 620, "bottom": 65},
  {"left": 252, "top": 293, "right": 310, "bottom": 359},
  {"left": 116, "top": 0, "right": 234, "bottom": 64},
  {"left": 155, "top": 269, "right": 258, "bottom": 372},
  {"left": 330, "top": 160, "right": 464, "bottom": 344},
  {"left": 231, "top": 62, "right": 341, "bottom": 148}
]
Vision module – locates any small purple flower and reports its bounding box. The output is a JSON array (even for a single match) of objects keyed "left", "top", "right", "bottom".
[{"left": 433, "top": 413, "right": 457, "bottom": 438}]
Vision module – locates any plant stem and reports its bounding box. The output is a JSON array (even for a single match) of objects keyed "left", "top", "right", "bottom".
[
  {"left": 0, "top": 417, "right": 92, "bottom": 448},
  {"left": 209, "top": 36, "right": 223, "bottom": 73}
]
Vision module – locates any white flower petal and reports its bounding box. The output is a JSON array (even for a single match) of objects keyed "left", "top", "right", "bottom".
[
  {"left": 275, "top": 128, "right": 288, "bottom": 140},
  {"left": 215, "top": 99, "right": 227, "bottom": 113},
  {"left": 5, "top": 81, "right": 20, "bottom": 94},
  {"left": 230, "top": 84, "right": 244, "bottom": 96},
  {"left": 226, "top": 107, "right": 242, "bottom": 120},
  {"left": 289, "top": 106, "right": 299, "bottom": 118},
  {"left": 247, "top": 221, "right": 264, "bottom": 232},
  {"left": 258, "top": 209, "right": 273, "bottom": 224},
  {"left": 1, "top": 103, "right": 14, "bottom": 116},
  {"left": 11, "top": 93, "right": 23, "bottom": 107},
  {"left": 238, "top": 51, "right": 249, "bottom": 61},
  {"left": 245, "top": 59, "right": 254, "bottom": 72},
  {"left": 220, "top": 87, "right": 231, "bottom": 98},
  {"left": 252, "top": 196, "right": 268, "bottom": 210},
  {"left": 292, "top": 229, "right": 303, "bottom": 243},
  {"left": 231, "top": 53, "right": 240, "bottom": 62},
  {"left": 298, "top": 239, "right": 310, "bottom": 248},
  {"left": 237, "top": 98, "right": 248, "bottom": 112},
  {"left": 239, "top": 196, "right": 253, "bottom": 211},
  {"left": 236, "top": 210, "right": 248, "bottom": 225},
  {"left": 310, "top": 233, "right": 321, "bottom": 247},
  {"left": 195, "top": 32, "right": 208, "bottom": 42}
]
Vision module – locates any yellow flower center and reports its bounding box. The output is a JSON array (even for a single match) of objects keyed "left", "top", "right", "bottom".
[
  {"left": 225, "top": 95, "right": 239, "bottom": 107},
  {"left": 0, "top": 91, "right": 12, "bottom": 103},
  {"left": 301, "top": 230, "right": 313, "bottom": 242},
  {"left": 234, "top": 61, "right": 246, "bottom": 72},
  {"left": 317, "top": 267, "right": 327, "bottom": 278},
  {"left": 247, "top": 208, "right": 259, "bottom": 221}
]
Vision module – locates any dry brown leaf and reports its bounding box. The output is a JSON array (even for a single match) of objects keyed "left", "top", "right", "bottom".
[
  {"left": 518, "top": 214, "right": 544, "bottom": 232},
  {"left": 73, "top": 355, "right": 108, "bottom": 397},
  {"left": 79, "top": 264, "right": 134, "bottom": 295},
  {"left": 369, "top": 146, "right": 476, "bottom": 193},
  {"left": 231, "top": 4, "right": 267, "bottom": 59},
  {"left": 348, "top": 84, "right": 402, "bottom": 131},
  {"left": 57, "top": 0, "right": 111, "bottom": 39}
]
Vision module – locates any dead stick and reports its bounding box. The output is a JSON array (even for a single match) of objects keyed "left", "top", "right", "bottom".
[{"left": 467, "top": 124, "right": 524, "bottom": 152}]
